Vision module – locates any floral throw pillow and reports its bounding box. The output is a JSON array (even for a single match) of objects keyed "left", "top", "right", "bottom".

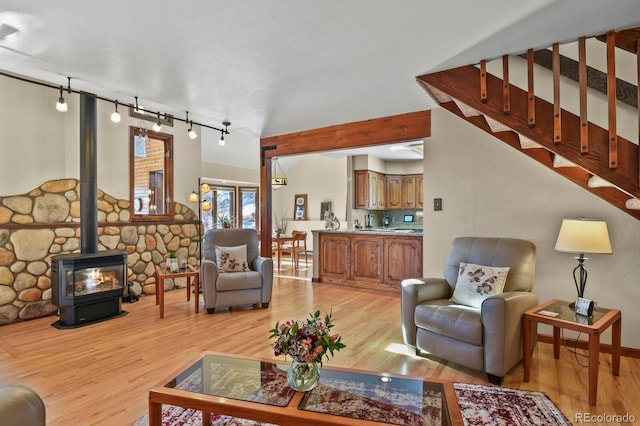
[
  {"left": 450, "top": 262, "right": 510, "bottom": 308},
  {"left": 214, "top": 245, "right": 250, "bottom": 273}
]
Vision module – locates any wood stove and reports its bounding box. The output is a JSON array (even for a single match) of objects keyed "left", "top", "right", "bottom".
[
  {"left": 51, "top": 93, "right": 128, "bottom": 328},
  {"left": 51, "top": 251, "right": 127, "bottom": 327}
]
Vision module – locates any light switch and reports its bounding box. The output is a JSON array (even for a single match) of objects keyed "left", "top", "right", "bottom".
[{"left": 434, "top": 198, "right": 442, "bottom": 211}]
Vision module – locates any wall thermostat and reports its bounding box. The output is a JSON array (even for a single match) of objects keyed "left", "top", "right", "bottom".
[{"left": 574, "top": 297, "right": 595, "bottom": 317}]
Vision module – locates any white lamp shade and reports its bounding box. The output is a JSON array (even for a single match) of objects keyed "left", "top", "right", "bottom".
[{"left": 555, "top": 219, "right": 612, "bottom": 254}]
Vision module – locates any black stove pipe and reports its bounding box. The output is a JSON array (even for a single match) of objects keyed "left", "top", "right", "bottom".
[{"left": 79, "top": 93, "right": 98, "bottom": 254}]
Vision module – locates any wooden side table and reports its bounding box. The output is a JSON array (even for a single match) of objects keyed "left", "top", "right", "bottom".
[
  {"left": 523, "top": 298, "right": 621, "bottom": 406},
  {"left": 154, "top": 264, "right": 200, "bottom": 318}
]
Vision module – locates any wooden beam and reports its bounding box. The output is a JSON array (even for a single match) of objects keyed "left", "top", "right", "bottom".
[
  {"left": 502, "top": 55, "right": 510, "bottom": 114},
  {"left": 578, "top": 37, "right": 588, "bottom": 153},
  {"left": 553, "top": 43, "right": 561, "bottom": 144},
  {"left": 607, "top": 30, "right": 618, "bottom": 169},
  {"left": 260, "top": 111, "right": 431, "bottom": 157},
  {"left": 527, "top": 49, "right": 535, "bottom": 126}
]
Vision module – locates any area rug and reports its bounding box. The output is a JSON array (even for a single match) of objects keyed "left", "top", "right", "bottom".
[{"left": 133, "top": 382, "right": 571, "bottom": 426}]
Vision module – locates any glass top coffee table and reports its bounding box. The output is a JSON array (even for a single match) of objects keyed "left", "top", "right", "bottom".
[{"left": 149, "top": 352, "right": 463, "bottom": 425}]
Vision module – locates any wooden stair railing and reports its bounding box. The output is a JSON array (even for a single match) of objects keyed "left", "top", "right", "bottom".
[{"left": 417, "top": 58, "right": 640, "bottom": 220}]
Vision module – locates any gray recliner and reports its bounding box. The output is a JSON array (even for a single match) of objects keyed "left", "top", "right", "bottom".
[
  {"left": 0, "top": 385, "right": 46, "bottom": 426},
  {"left": 401, "top": 237, "right": 538, "bottom": 385},
  {"left": 201, "top": 228, "right": 273, "bottom": 313}
]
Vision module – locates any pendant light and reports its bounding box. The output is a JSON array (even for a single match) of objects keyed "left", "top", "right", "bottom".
[
  {"left": 186, "top": 111, "right": 198, "bottom": 139},
  {"left": 271, "top": 157, "right": 288, "bottom": 189},
  {"left": 110, "top": 100, "right": 121, "bottom": 123},
  {"left": 152, "top": 112, "right": 162, "bottom": 132},
  {"left": 55, "top": 77, "right": 71, "bottom": 112}
]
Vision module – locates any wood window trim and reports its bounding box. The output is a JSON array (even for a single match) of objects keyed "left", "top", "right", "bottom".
[{"left": 129, "top": 126, "right": 174, "bottom": 222}]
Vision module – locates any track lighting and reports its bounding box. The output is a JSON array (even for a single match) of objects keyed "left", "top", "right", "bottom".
[
  {"left": 152, "top": 112, "right": 162, "bottom": 131},
  {"left": 55, "top": 77, "right": 71, "bottom": 112},
  {"left": 219, "top": 120, "right": 231, "bottom": 146},
  {"left": 56, "top": 86, "right": 67, "bottom": 112},
  {"left": 110, "top": 100, "right": 121, "bottom": 123},
  {"left": 186, "top": 111, "right": 197, "bottom": 139}
]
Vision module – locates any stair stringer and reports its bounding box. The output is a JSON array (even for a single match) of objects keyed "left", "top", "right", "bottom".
[{"left": 417, "top": 66, "right": 640, "bottom": 220}]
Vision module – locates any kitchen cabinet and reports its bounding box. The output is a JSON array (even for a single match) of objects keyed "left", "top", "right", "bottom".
[
  {"left": 354, "top": 170, "right": 385, "bottom": 210},
  {"left": 385, "top": 174, "right": 421, "bottom": 210},
  {"left": 385, "top": 175, "right": 403, "bottom": 210},
  {"left": 402, "top": 175, "right": 417, "bottom": 209},
  {"left": 317, "top": 231, "right": 422, "bottom": 291},
  {"left": 416, "top": 175, "right": 423, "bottom": 209}
]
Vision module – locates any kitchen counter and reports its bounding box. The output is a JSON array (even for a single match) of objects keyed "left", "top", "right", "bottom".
[
  {"left": 311, "top": 229, "right": 422, "bottom": 292},
  {"left": 318, "top": 227, "right": 422, "bottom": 235}
]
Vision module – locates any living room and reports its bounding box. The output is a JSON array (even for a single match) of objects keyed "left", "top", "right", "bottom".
[{"left": 2, "top": 2, "right": 640, "bottom": 425}]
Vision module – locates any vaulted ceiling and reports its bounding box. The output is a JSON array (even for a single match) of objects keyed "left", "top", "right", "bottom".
[{"left": 1, "top": 1, "right": 639, "bottom": 167}]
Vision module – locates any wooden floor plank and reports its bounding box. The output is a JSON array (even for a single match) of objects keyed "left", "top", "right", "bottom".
[{"left": 0, "top": 262, "right": 638, "bottom": 425}]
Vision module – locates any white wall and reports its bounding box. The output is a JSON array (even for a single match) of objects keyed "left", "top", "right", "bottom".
[
  {"left": 424, "top": 107, "right": 640, "bottom": 349},
  {"left": 0, "top": 74, "right": 201, "bottom": 206}
]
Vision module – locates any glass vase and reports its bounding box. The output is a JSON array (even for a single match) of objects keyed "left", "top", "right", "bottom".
[{"left": 287, "top": 359, "right": 319, "bottom": 391}]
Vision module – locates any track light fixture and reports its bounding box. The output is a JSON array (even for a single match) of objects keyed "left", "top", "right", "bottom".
[
  {"left": 186, "top": 111, "right": 198, "bottom": 140},
  {"left": 55, "top": 86, "right": 68, "bottom": 112},
  {"left": 1, "top": 70, "right": 231, "bottom": 140},
  {"left": 110, "top": 100, "right": 121, "bottom": 123},
  {"left": 219, "top": 120, "right": 231, "bottom": 146},
  {"left": 55, "top": 77, "right": 71, "bottom": 112},
  {"left": 152, "top": 112, "right": 162, "bottom": 132}
]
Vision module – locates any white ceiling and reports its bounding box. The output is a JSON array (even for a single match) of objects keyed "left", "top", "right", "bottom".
[{"left": 1, "top": 0, "right": 640, "bottom": 167}]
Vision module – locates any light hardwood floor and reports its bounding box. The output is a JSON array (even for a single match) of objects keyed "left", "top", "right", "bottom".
[{"left": 1, "top": 263, "right": 638, "bottom": 425}]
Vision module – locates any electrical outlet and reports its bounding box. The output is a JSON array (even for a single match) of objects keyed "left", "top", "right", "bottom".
[{"left": 434, "top": 198, "right": 442, "bottom": 211}]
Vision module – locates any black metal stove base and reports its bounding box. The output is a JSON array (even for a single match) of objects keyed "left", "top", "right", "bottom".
[
  {"left": 51, "top": 310, "right": 128, "bottom": 330},
  {"left": 52, "top": 297, "right": 126, "bottom": 329}
]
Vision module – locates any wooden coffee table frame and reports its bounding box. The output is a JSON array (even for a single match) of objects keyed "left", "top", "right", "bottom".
[
  {"left": 154, "top": 264, "right": 200, "bottom": 318},
  {"left": 523, "top": 298, "right": 621, "bottom": 406},
  {"left": 148, "top": 351, "right": 463, "bottom": 426}
]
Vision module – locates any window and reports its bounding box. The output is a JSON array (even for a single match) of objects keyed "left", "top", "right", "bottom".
[
  {"left": 129, "top": 127, "right": 174, "bottom": 220},
  {"left": 239, "top": 187, "right": 258, "bottom": 229},
  {"left": 200, "top": 185, "right": 259, "bottom": 233}
]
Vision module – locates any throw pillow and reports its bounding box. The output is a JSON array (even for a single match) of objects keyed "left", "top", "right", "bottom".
[
  {"left": 450, "top": 262, "right": 510, "bottom": 308},
  {"left": 215, "top": 245, "right": 250, "bottom": 272}
]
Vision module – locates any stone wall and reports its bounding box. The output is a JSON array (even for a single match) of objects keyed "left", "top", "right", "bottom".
[{"left": 0, "top": 179, "right": 200, "bottom": 325}]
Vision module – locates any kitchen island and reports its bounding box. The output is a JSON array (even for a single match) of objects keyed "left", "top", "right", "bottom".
[{"left": 311, "top": 229, "right": 422, "bottom": 292}]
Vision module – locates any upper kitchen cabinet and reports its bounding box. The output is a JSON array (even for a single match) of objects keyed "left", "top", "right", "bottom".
[
  {"left": 385, "top": 175, "right": 403, "bottom": 210},
  {"left": 383, "top": 174, "right": 423, "bottom": 210},
  {"left": 354, "top": 170, "right": 386, "bottom": 210}
]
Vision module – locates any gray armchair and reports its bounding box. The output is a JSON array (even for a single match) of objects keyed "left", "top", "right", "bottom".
[
  {"left": 401, "top": 237, "right": 538, "bottom": 385},
  {"left": 201, "top": 228, "right": 273, "bottom": 313}
]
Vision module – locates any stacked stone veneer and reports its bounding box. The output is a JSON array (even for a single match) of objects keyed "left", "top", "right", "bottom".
[{"left": 0, "top": 179, "right": 200, "bottom": 325}]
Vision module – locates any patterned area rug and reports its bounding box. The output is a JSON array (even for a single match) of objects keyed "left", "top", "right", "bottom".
[{"left": 133, "top": 382, "right": 571, "bottom": 426}]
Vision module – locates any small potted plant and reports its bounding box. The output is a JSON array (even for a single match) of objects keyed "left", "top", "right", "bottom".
[
  {"left": 167, "top": 252, "right": 179, "bottom": 272},
  {"left": 216, "top": 214, "right": 234, "bottom": 229}
]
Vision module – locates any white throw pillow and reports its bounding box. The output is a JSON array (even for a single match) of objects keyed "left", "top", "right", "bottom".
[
  {"left": 450, "top": 262, "right": 510, "bottom": 308},
  {"left": 215, "top": 245, "right": 250, "bottom": 272}
]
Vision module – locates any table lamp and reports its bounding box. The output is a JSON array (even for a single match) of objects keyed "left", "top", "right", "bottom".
[{"left": 554, "top": 218, "right": 612, "bottom": 307}]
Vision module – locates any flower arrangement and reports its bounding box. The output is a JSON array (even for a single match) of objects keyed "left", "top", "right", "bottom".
[{"left": 270, "top": 310, "right": 346, "bottom": 366}]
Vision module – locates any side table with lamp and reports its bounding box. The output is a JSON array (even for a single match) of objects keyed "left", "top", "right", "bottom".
[{"left": 522, "top": 218, "right": 620, "bottom": 406}]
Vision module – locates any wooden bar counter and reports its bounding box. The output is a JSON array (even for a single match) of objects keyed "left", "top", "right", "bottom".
[{"left": 311, "top": 229, "right": 422, "bottom": 292}]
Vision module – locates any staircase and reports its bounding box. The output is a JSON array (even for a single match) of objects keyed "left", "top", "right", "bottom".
[{"left": 417, "top": 28, "right": 640, "bottom": 220}]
